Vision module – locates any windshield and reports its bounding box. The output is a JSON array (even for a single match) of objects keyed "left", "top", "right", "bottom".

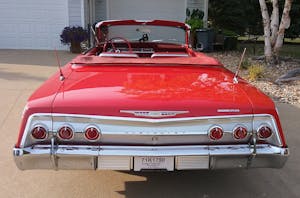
[{"left": 100, "top": 25, "right": 186, "bottom": 45}]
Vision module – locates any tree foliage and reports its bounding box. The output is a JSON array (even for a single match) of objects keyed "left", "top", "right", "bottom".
[
  {"left": 209, "top": 0, "right": 262, "bottom": 35},
  {"left": 209, "top": 0, "right": 299, "bottom": 38},
  {"left": 285, "top": 1, "right": 300, "bottom": 39}
]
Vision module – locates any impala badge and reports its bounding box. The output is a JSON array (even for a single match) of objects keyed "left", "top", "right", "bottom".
[{"left": 120, "top": 110, "right": 189, "bottom": 118}]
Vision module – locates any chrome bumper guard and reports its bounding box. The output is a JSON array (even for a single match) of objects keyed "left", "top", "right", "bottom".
[{"left": 13, "top": 144, "right": 289, "bottom": 171}]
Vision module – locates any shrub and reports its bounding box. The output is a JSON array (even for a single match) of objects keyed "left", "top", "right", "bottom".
[
  {"left": 248, "top": 64, "right": 265, "bottom": 81},
  {"left": 186, "top": 8, "right": 204, "bottom": 33},
  {"left": 222, "top": 29, "right": 238, "bottom": 37},
  {"left": 60, "top": 26, "right": 89, "bottom": 45},
  {"left": 186, "top": 18, "right": 204, "bottom": 33},
  {"left": 241, "top": 59, "right": 252, "bottom": 70}
]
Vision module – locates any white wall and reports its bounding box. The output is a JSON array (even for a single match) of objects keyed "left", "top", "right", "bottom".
[
  {"left": 0, "top": 0, "right": 69, "bottom": 49},
  {"left": 187, "top": 0, "right": 208, "bottom": 27},
  {"left": 187, "top": 0, "right": 205, "bottom": 11},
  {"left": 107, "top": 0, "right": 187, "bottom": 22},
  {"left": 95, "top": 0, "right": 107, "bottom": 22},
  {"left": 68, "top": 0, "right": 82, "bottom": 26}
]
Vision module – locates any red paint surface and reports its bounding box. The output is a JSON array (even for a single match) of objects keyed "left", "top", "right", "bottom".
[
  {"left": 15, "top": 20, "right": 287, "bottom": 148},
  {"left": 53, "top": 65, "right": 253, "bottom": 117},
  {"left": 16, "top": 61, "right": 286, "bottom": 147}
]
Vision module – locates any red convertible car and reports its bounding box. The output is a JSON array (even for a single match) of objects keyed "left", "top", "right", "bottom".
[{"left": 13, "top": 20, "right": 288, "bottom": 171}]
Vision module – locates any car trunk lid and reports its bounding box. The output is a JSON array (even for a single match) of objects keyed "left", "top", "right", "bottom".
[{"left": 52, "top": 65, "right": 253, "bottom": 117}]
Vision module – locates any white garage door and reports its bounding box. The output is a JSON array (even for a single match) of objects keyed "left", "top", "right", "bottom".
[
  {"left": 0, "top": 0, "right": 68, "bottom": 49},
  {"left": 108, "top": 0, "right": 186, "bottom": 22}
]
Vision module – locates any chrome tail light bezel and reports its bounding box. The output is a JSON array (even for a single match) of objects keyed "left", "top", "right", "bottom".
[
  {"left": 57, "top": 125, "right": 75, "bottom": 140},
  {"left": 30, "top": 124, "right": 48, "bottom": 140},
  {"left": 84, "top": 125, "right": 101, "bottom": 141},
  {"left": 257, "top": 125, "right": 273, "bottom": 139},
  {"left": 208, "top": 126, "right": 224, "bottom": 141},
  {"left": 233, "top": 125, "right": 248, "bottom": 140}
]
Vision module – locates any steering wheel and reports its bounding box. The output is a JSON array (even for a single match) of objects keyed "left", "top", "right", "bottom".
[{"left": 103, "top": 37, "right": 133, "bottom": 53}]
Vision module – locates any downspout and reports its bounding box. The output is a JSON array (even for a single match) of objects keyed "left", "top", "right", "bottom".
[{"left": 203, "top": 0, "right": 209, "bottom": 28}]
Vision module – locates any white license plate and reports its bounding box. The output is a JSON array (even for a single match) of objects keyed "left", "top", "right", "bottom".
[{"left": 134, "top": 156, "right": 174, "bottom": 171}]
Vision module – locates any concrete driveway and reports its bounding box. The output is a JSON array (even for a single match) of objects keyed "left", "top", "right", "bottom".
[{"left": 0, "top": 50, "right": 299, "bottom": 198}]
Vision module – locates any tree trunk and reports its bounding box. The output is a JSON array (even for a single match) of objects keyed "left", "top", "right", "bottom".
[
  {"left": 274, "top": 0, "right": 293, "bottom": 56},
  {"left": 259, "top": 0, "right": 273, "bottom": 63},
  {"left": 270, "top": 0, "right": 279, "bottom": 47}
]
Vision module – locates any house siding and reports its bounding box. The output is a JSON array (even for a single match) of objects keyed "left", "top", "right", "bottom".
[
  {"left": 0, "top": 0, "right": 68, "bottom": 49},
  {"left": 187, "top": 0, "right": 208, "bottom": 27},
  {"left": 68, "top": 0, "right": 82, "bottom": 26},
  {"left": 187, "top": 0, "right": 205, "bottom": 12},
  {"left": 95, "top": 0, "right": 107, "bottom": 22}
]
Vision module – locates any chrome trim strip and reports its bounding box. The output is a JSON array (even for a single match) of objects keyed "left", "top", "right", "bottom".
[
  {"left": 99, "top": 53, "right": 139, "bottom": 58},
  {"left": 13, "top": 144, "right": 289, "bottom": 170},
  {"left": 29, "top": 113, "right": 256, "bottom": 123},
  {"left": 151, "top": 53, "right": 189, "bottom": 58},
  {"left": 120, "top": 110, "right": 189, "bottom": 118},
  {"left": 15, "top": 144, "right": 289, "bottom": 157},
  {"left": 217, "top": 109, "right": 240, "bottom": 113},
  {"left": 20, "top": 113, "right": 282, "bottom": 148}
]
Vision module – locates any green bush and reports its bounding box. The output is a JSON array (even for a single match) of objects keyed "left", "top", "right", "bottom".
[
  {"left": 222, "top": 29, "right": 238, "bottom": 37},
  {"left": 248, "top": 64, "right": 265, "bottom": 81},
  {"left": 241, "top": 59, "right": 252, "bottom": 70},
  {"left": 186, "top": 18, "right": 204, "bottom": 33}
]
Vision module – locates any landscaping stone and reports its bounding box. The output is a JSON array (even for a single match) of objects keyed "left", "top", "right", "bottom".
[{"left": 211, "top": 52, "right": 300, "bottom": 105}]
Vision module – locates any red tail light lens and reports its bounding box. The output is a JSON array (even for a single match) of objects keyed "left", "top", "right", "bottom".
[
  {"left": 258, "top": 126, "right": 273, "bottom": 139},
  {"left": 58, "top": 126, "right": 74, "bottom": 140},
  {"left": 209, "top": 127, "right": 224, "bottom": 140},
  {"left": 233, "top": 126, "right": 248, "bottom": 140},
  {"left": 31, "top": 126, "right": 47, "bottom": 139},
  {"left": 84, "top": 127, "right": 100, "bottom": 141}
]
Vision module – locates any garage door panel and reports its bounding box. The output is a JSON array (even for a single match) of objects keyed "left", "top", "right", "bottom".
[
  {"left": 108, "top": 0, "right": 186, "bottom": 22},
  {"left": 0, "top": 0, "right": 68, "bottom": 49}
]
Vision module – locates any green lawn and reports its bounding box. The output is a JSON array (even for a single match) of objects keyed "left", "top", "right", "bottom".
[
  {"left": 238, "top": 41, "right": 300, "bottom": 59},
  {"left": 238, "top": 36, "right": 300, "bottom": 44}
]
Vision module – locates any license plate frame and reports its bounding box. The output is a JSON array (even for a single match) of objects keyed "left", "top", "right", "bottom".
[{"left": 134, "top": 156, "right": 174, "bottom": 171}]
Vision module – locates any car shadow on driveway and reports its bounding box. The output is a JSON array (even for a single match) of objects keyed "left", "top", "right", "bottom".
[
  {"left": 115, "top": 104, "right": 299, "bottom": 198},
  {"left": 116, "top": 168, "right": 294, "bottom": 198}
]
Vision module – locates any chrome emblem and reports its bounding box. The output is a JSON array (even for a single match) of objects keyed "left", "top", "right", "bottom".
[
  {"left": 217, "top": 109, "right": 240, "bottom": 113},
  {"left": 120, "top": 110, "right": 189, "bottom": 118}
]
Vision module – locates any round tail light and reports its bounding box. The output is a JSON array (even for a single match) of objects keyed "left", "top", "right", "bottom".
[
  {"left": 58, "top": 126, "right": 74, "bottom": 140},
  {"left": 258, "top": 126, "right": 273, "bottom": 139},
  {"left": 233, "top": 126, "right": 248, "bottom": 140},
  {"left": 84, "top": 127, "right": 100, "bottom": 141},
  {"left": 209, "top": 126, "right": 224, "bottom": 140},
  {"left": 31, "top": 126, "right": 47, "bottom": 139}
]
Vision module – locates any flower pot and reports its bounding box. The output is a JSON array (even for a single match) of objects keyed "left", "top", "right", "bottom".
[{"left": 70, "top": 42, "right": 81, "bottom": 53}]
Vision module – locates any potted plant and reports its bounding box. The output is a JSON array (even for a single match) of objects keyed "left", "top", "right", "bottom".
[
  {"left": 186, "top": 9, "right": 204, "bottom": 48},
  {"left": 60, "top": 26, "right": 89, "bottom": 53}
]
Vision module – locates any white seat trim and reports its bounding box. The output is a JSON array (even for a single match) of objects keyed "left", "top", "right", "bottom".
[{"left": 99, "top": 52, "right": 139, "bottom": 58}]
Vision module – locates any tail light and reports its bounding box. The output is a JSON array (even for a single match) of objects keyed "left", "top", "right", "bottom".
[
  {"left": 58, "top": 126, "right": 74, "bottom": 140},
  {"left": 233, "top": 126, "right": 248, "bottom": 140},
  {"left": 209, "top": 126, "right": 224, "bottom": 140},
  {"left": 31, "top": 126, "right": 47, "bottom": 139},
  {"left": 84, "top": 127, "right": 100, "bottom": 141},
  {"left": 258, "top": 126, "right": 273, "bottom": 139}
]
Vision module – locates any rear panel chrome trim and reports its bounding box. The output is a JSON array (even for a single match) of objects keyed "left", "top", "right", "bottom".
[
  {"left": 20, "top": 113, "right": 282, "bottom": 148},
  {"left": 13, "top": 144, "right": 289, "bottom": 170}
]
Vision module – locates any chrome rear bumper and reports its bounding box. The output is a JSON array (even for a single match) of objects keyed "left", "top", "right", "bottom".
[{"left": 13, "top": 144, "right": 289, "bottom": 171}]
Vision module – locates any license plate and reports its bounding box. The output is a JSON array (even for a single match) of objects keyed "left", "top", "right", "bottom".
[{"left": 134, "top": 156, "right": 174, "bottom": 171}]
